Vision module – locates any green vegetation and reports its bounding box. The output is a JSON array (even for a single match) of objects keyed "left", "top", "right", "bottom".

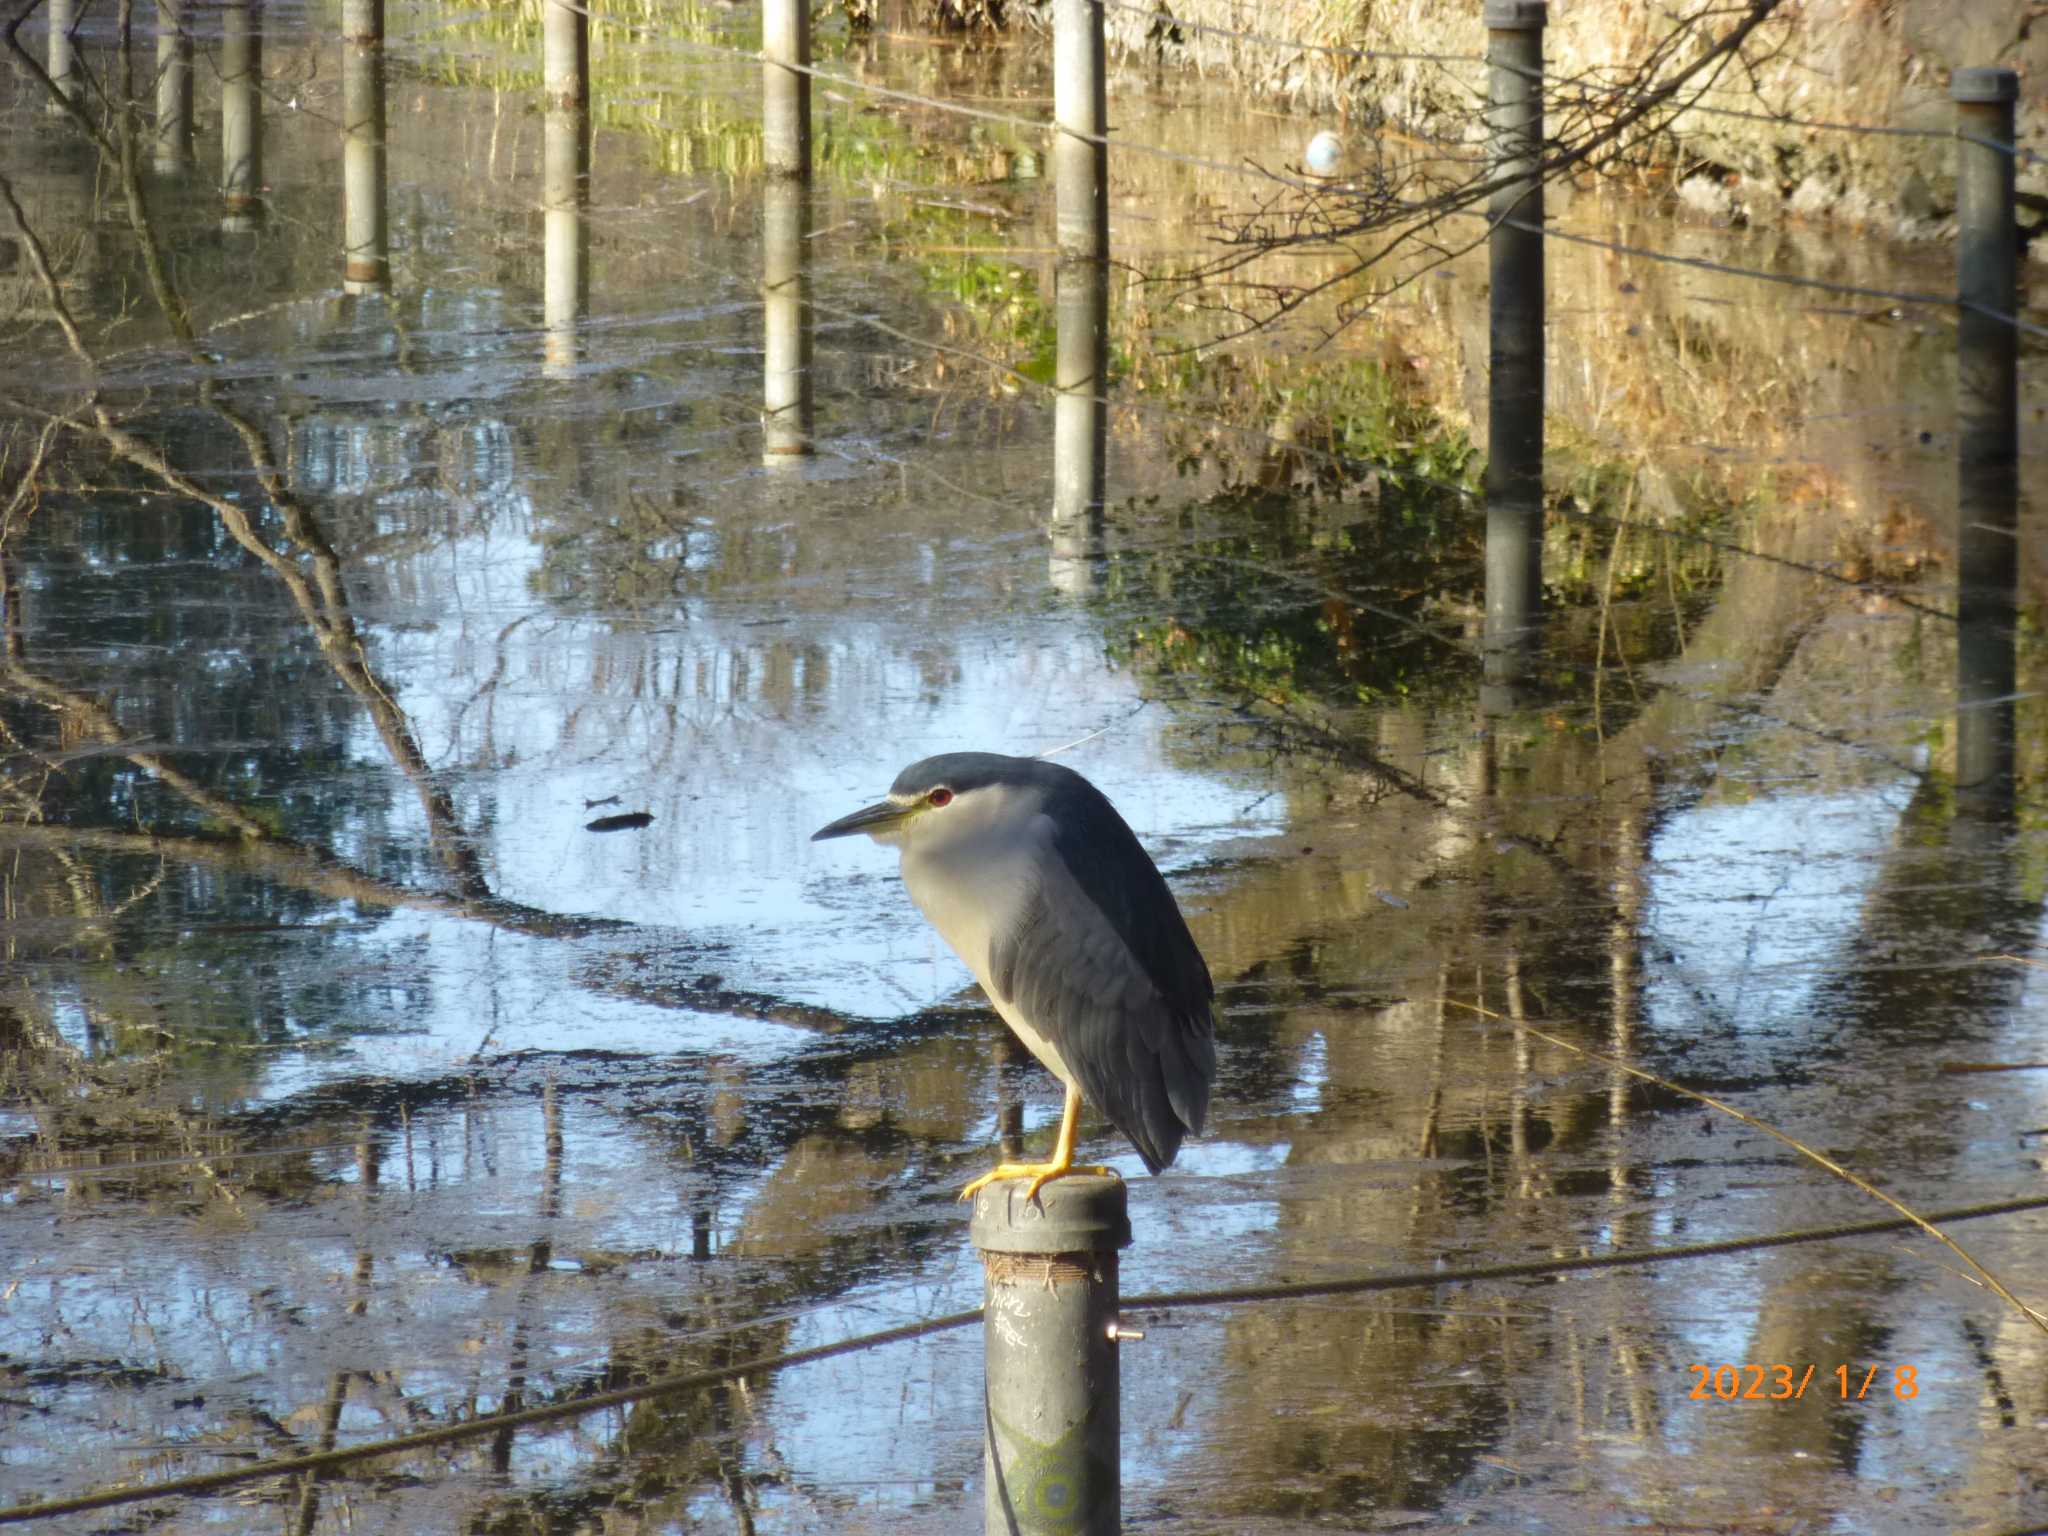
[{"left": 1099, "top": 354, "right": 1482, "bottom": 708}]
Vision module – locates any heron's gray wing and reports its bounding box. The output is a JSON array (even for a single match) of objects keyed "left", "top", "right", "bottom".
[{"left": 989, "top": 811, "right": 1214, "bottom": 1174}]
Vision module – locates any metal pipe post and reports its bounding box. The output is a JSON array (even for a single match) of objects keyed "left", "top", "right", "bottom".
[
  {"left": 154, "top": 0, "right": 193, "bottom": 170},
  {"left": 341, "top": 0, "right": 388, "bottom": 293},
  {"left": 1482, "top": 0, "right": 1546, "bottom": 699},
  {"left": 543, "top": 0, "right": 586, "bottom": 111},
  {"left": 762, "top": 0, "right": 810, "bottom": 178},
  {"left": 1050, "top": 257, "right": 1109, "bottom": 592},
  {"left": 220, "top": 0, "right": 263, "bottom": 231},
  {"left": 1952, "top": 67, "right": 2020, "bottom": 808},
  {"left": 1053, "top": 0, "right": 1106, "bottom": 260},
  {"left": 972, "top": 1174, "right": 1129, "bottom": 1536}
]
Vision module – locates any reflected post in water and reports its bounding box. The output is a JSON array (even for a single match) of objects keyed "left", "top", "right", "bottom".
[
  {"left": 154, "top": 0, "right": 193, "bottom": 170},
  {"left": 341, "top": 0, "right": 388, "bottom": 294},
  {"left": 1481, "top": 0, "right": 1547, "bottom": 699},
  {"left": 1051, "top": 0, "right": 1108, "bottom": 592},
  {"left": 1050, "top": 257, "right": 1108, "bottom": 591},
  {"left": 760, "top": 179, "right": 814, "bottom": 460},
  {"left": 220, "top": 0, "right": 264, "bottom": 231},
  {"left": 542, "top": 104, "right": 590, "bottom": 375},
  {"left": 1951, "top": 67, "right": 2019, "bottom": 812},
  {"left": 46, "top": 0, "right": 80, "bottom": 108}
]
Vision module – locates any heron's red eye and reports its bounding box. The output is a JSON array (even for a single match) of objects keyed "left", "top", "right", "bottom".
[{"left": 928, "top": 788, "right": 953, "bottom": 808}]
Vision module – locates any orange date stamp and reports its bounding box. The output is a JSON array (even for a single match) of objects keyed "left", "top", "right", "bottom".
[{"left": 1686, "top": 1363, "right": 1920, "bottom": 1401}]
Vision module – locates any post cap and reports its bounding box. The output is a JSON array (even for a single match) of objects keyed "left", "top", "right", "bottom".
[
  {"left": 1952, "top": 67, "right": 2019, "bottom": 105},
  {"left": 1484, "top": 0, "right": 1547, "bottom": 29},
  {"left": 970, "top": 1173, "right": 1131, "bottom": 1254}
]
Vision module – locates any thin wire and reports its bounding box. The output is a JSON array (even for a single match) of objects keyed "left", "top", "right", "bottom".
[
  {"left": 723, "top": 37, "right": 1331, "bottom": 192},
  {"left": 1648, "top": 95, "right": 1953, "bottom": 142},
  {"left": 670, "top": 23, "right": 2048, "bottom": 345},
  {"left": 9, "top": 1140, "right": 373, "bottom": 1180},
  {"left": 1503, "top": 214, "right": 1943, "bottom": 310},
  {"left": 48, "top": 0, "right": 2048, "bottom": 344},
  {"left": 1093, "top": 0, "right": 1484, "bottom": 69},
  {"left": 1086, "top": 0, "right": 2032, "bottom": 171},
  {"left": 12, "top": 7, "right": 2024, "bottom": 624},
  {"left": 2, "top": 1193, "right": 2041, "bottom": 1525},
  {"left": 0, "top": 1308, "right": 981, "bottom": 1525},
  {"left": 1509, "top": 217, "right": 2048, "bottom": 342},
  {"left": 1126, "top": 1192, "right": 2048, "bottom": 1310},
  {"left": 5, "top": 15, "right": 1990, "bottom": 615},
  {"left": 500, "top": 13, "right": 1343, "bottom": 193}
]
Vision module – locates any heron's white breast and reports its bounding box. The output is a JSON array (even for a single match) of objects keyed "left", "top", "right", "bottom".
[{"left": 898, "top": 814, "right": 1076, "bottom": 1087}]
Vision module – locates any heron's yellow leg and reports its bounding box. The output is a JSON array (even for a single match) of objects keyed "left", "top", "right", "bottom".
[{"left": 958, "top": 1084, "right": 1114, "bottom": 1203}]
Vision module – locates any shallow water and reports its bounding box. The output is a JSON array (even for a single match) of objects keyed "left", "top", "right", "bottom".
[{"left": 2, "top": 2, "right": 2046, "bottom": 1532}]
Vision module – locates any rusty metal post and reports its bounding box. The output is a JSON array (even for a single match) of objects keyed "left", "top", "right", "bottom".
[
  {"left": 972, "top": 1174, "right": 1129, "bottom": 1535},
  {"left": 1952, "top": 66, "right": 2019, "bottom": 808},
  {"left": 1482, "top": 0, "right": 1546, "bottom": 701}
]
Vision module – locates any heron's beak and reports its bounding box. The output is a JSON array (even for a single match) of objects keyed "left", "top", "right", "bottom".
[{"left": 811, "top": 798, "right": 911, "bottom": 842}]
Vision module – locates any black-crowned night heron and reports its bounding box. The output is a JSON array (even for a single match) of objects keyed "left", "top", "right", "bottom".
[{"left": 813, "top": 752, "right": 1216, "bottom": 1201}]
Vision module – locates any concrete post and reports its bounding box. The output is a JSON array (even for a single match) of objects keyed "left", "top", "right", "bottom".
[
  {"left": 1053, "top": 0, "right": 1107, "bottom": 260},
  {"left": 762, "top": 0, "right": 810, "bottom": 178},
  {"left": 155, "top": 0, "right": 193, "bottom": 169},
  {"left": 1050, "top": 258, "right": 1109, "bottom": 592},
  {"left": 220, "top": 0, "right": 263, "bottom": 231},
  {"left": 972, "top": 1174, "right": 1129, "bottom": 1536},
  {"left": 1482, "top": 0, "right": 1546, "bottom": 699},
  {"left": 761, "top": 177, "right": 815, "bottom": 458},
  {"left": 341, "top": 0, "right": 388, "bottom": 293},
  {"left": 1952, "top": 67, "right": 2019, "bottom": 808},
  {"left": 543, "top": 0, "right": 586, "bottom": 111}
]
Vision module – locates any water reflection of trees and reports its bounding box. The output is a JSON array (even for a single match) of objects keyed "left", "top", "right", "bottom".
[
  {"left": 1101, "top": 395, "right": 2044, "bottom": 1521},
  {"left": 0, "top": 70, "right": 1005, "bottom": 1528},
  {"left": 5, "top": 11, "right": 2047, "bottom": 1529}
]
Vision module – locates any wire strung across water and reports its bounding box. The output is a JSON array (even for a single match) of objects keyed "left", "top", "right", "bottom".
[{"left": 2, "top": 1193, "right": 2042, "bottom": 1525}]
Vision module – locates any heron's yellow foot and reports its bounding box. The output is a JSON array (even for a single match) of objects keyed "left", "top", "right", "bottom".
[{"left": 958, "top": 1160, "right": 1116, "bottom": 1204}]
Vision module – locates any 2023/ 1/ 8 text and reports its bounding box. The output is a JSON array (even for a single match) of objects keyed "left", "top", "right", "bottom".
[{"left": 1687, "top": 1364, "right": 1920, "bottom": 1401}]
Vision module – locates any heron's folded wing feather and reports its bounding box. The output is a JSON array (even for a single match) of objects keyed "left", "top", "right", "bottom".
[{"left": 990, "top": 817, "right": 1214, "bottom": 1173}]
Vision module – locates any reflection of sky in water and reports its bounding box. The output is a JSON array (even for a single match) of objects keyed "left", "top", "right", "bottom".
[
  {"left": 776, "top": 1288, "right": 982, "bottom": 1517},
  {"left": 7, "top": 51, "right": 2043, "bottom": 1532},
  {"left": 1644, "top": 784, "right": 1915, "bottom": 1034},
  {"left": 247, "top": 910, "right": 819, "bottom": 1102},
  {"left": 343, "top": 508, "right": 1280, "bottom": 1025},
  {"left": 1636, "top": 777, "right": 2048, "bottom": 1493}
]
